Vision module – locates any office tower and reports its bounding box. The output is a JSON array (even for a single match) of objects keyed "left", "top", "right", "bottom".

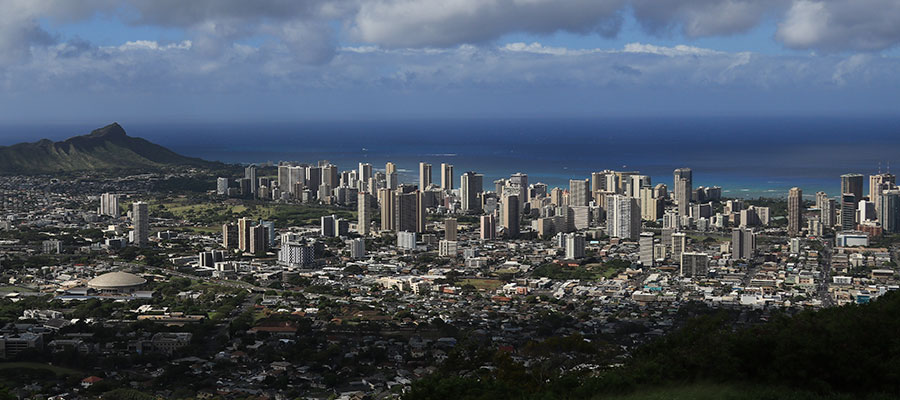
[
  {"left": 321, "top": 215, "right": 335, "bottom": 237},
  {"left": 605, "top": 174, "right": 620, "bottom": 194},
  {"left": 334, "top": 218, "right": 349, "bottom": 237},
  {"left": 238, "top": 217, "right": 252, "bottom": 252},
  {"left": 384, "top": 162, "right": 395, "bottom": 175},
  {"left": 99, "top": 193, "right": 120, "bottom": 217},
  {"left": 680, "top": 253, "right": 709, "bottom": 277},
  {"left": 565, "top": 233, "right": 585, "bottom": 259},
  {"left": 606, "top": 194, "right": 640, "bottom": 240},
  {"left": 550, "top": 187, "right": 564, "bottom": 206},
  {"left": 415, "top": 190, "right": 427, "bottom": 233},
  {"left": 419, "top": 162, "right": 432, "bottom": 190},
  {"left": 879, "top": 190, "right": 900, "bottom": 233},
  {"left": 591, "top": 171, "right": 607, "bottom": 192},
  {"left": 322, "top": 164, "right": 338, "bottom": 189},
  {"left": 673, "top": 167, "right": 692, "bottom": 213},
  {"left": 249, "top": 225, "right": 267, "bottom": 255},
  {"left": 445, "top": 218, "right": 458, "bottom": 241},
  {"left": 132, "top": 201, "right": 149, "bottom": 247},
  {"left": 359, "top": 163, "right": 373, "bottom": 183},
  {"left": 870, "top": 173, "right": 895, "bottom": 200},
  {"left": 671, "top": 232, "right": 686, "bottom": 261},
  {"left": 259, "top": 221, "right": 275, "bottom": 247},
  {"left": 531, "top": 182, "right": 548, "bottom": 199},
  {"left": 841, "top": 173, "right": 864, "bottom": 202},
  {"left": 630, "top": 175, "right": 650, "bottom": 198},
  {"left": 840, "top": 193, "right": 856, "bottom": 231},
  {"left": 289, "top": 166, "right": 306, "bottom": 196},
  {"left": 859, "top": 200, "right": 876, "bottom": 221},
  {"left": 510, "top": 173, "right": 529, "bottom": 201},
  {"left": 216, "top": 177, "right": 229, "bottom": 196},
  {"left": 222, "top": 223, "right": 238, "bottom": 249},
  {"left": 501, "top": 195, "right": 520, "bottom": 239},
  {"left": 441, "top": 163, "right": 454, "bottom": 191},
  {"left": 639, "top": 187, "right": 662, "bottom": 221},
  {"left": 480, "top": 214, "right": 496, "bottom": 240},
  {"left": 460, "top": 172, "right": 484, "bottom": 213},
  {"left": 395, "top": 191, "right": 419, "bottom": 233},
  {"left": 378, "top": 188, "right": 395, "bottom": 231},
  {"left": 639, "top": 232, "right": 654, "bottom": 266},
  {"left": 788, "top": 187, "right": 803, "bottom": 236},
  {"left": 732, "top": 228, "right": 756, "bottom": 260},
  {"left": 358, "top": 192, "right": 372, "bottom": 235},
  {"left": 243, "top": 165, "right": 258, "bottom": 196},
  {"left": 569, "top": 179, "right": 590, "bottom": 207},
  {"left": 350, "top": 238, "right": 365, "bottom": 259}
]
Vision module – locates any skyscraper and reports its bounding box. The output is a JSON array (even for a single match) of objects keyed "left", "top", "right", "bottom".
[
  {"left": 788, "top": 187, "right": 803, "bottom": 236},
  {"left": 395, "top": 191, "right": 419, "bottom": 233},
  {"left": 480, "top": 214, "right": 496, "bottom": 240},
  {"left": 249, "top": 225, "right": 267, "bottom": 255},
  {"left": 510, "top": 173, "right": 529, "bottom": 202},
  {"left": 441, "top": 163, "right": 454, "bottom": 191},
  {"left": 606, "top": 194, "right": 640, "bottom": 240},
  {"left": 840, "top": 173, "right": 864, "bottom": 202},
  {"left": 840, "top": 193, "right": 856, "bottom": 231},
  {"left": 460, "top": 171, "right": 484, "bottom": 213},
  {"left": 879, "top": 189, "right": 900, "bottom": 233},
  {"left": 674, "top": 168, "right": 692, "bottom": 216},
  {"left": 378, "top": 188, "right": 394, "bottom": 231},
  {"left": 680, "top": 253, "right": 709, "bottom": 277},
  {"left": 245, "top": 165, "right": 258, "bottom": 196},
  {"left": 419, "top": 162, "right": 432, "bottom": 190},
  {"left": 445, "top": 218, "right": 458, "bottom": 241},
  {"left": 639, "top": 232, "right": 654, "bottom": 266},
  {"left": 732, "top": 228, "right": 756, "bottom": 260},
  {"left": 216, "top": 178, "right": 229, "bottom": 196},
  {"left": 358, "top": 192, "right": 372, "bottom": 235},
  {"left": 501, "top": 195, "right": 519, "bottom": 239},
  {"left": 870, "top": 173, "right": 896, "bottom": 215},
  {"left": 222, "top": 223, "right": 238, "bottom": 249},
  {"left": 321, "top": 215, "right": 335, "bottom": 237},
  {"left": 569, "top": 179, "right": 590, "bottom": 207},
  {"left": 639, "top": 187, "right": 662, "bottom": 221},
  {"left": 99, "top": 193, "right": 120, "bottom": 217},
  {"left": 565, "top": 233, "right": 585, "bottom": 259},
  {"left": 238, "top": 217, "right": 252, "bottom": 251},
  {"left": 359, "top": 163, "right": 373, "bottom": 182},
  {"left": 132, "top": 201, "right": 149, "bottom": 247}
]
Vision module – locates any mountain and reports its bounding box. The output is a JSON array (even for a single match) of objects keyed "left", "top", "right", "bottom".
[{"left": 0, "top": 123, "right": 217, "bottom": 174}]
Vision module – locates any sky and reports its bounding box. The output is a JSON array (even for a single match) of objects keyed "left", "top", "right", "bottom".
[{"left": 1, "top": 0, "right": 899, "bottom": 124}]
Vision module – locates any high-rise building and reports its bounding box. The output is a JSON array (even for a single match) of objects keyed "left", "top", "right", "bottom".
[
  {"left": 359, "top": 163, "right": 373, "bottom": 183},
  {"left": 222, "top": 223, "right": 238, "bottom": 249},
  {"left": 460, "top": 172, "right": 484, "bottom": 213},
  {"left": 870, "top": 173, "right": 896, "bottom": 214},
  {"left": 238, "top": 217, "right": 252, "bottom": 252},
  {"left": 216, "top": 178, "right": 229, "bottom": 196},
  {"left": 99, "top": 193, "right": 120, "bottom": 217},
  {"left": 565, "top": 233, "right": 585, "bottom": 259},
  {"left": 306, "top": 166, "right": 321, "bottom": 199},
  {"left": 639, "top": 187, "right": 662, "bottom": 221},
  {"left": 322, "top": 164, "right": 339, "bottom": 189},
  {"left": 732, "top": 228, "right": 756, "bottom": 260},
  {"left": 606, "top": 194, "right": 641, "bottom": 240},
  {"left": 132, "top": 201, "right": 149, "bottom": 247},
  {"left": 629, "top": 175, "right": 651, "bottom": 198},
  {"left": 249, "top": 225, "right": 267, "bottom": 255},
  {"left": 788, "top": 187, "right": 803, "bottom": 236},
  {"left": 569, "top": 179, "right": 590, "bottom": 207},
  {"left": 415, "top": 190, "right": 427, "bottom": 233},
  {"left": 674, "top": 168, "right": 692, "bottom": 215},
  {"left": 349, "top": 238, "right": 365, "bottom": 259},
  {"left": 445, "top": 218, "right": 458, "bottom": 241},
  {"left": 358, "top": 192, "right": 372, "bottom": 235},
  {"left": 384, "top": 162, "right": 395, "bottom": 176},
  {"left": 879, "top": 190, "right": 900, "bottom": 233},
  {"left": 245, "top": 165, "right": 258, "bottom": 196},
  {"left": 378, "top": 188, "right": 395, "bottom": 231},
  {"left": 591, "top": 171, "right": 608, "bottom": 192},
  {"left": 840, "top": 173, "right": 864, "bottom": 202},
  {"left": 510, "top": 173, "right": 529, "bottom": 202},
  {"left": 480, "top": 214, "right": 496, "bottom": 240},
  {"left": 439, "top": 240, "right": 458, "bottom": 257},
  {"left": 639, "top": 232, "right": 654, "bottom": 266},
  {"left": 321, "top": 215, "right": 335, "bottom": 237},
  {"left": 395, "top": 191, "right": 419, "bottom": 233},
  {"left": 840, "top": 193, "right": 856, "bottom": 231},
  {"left": 397, "top": 231, "right": 417, "bottom": 250},
  {"left": 680, "top": 252, "right": 709, "bottom": 277},
  {"left": 419, "top": 162, "right": 432, "bottom": 190},
  {"left": 671, "top": 232, "right": 686, "bottom": 261},
  {"left": 501, "top": 195, "right": 520, "bottom": 239},
  {"left": 441, "top": 163, "right": 454, "bottom": 191}
]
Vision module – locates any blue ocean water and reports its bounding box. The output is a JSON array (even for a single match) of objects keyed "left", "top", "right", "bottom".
[{"left": 3, "top": 117, "right": 898, "bottom": 199}]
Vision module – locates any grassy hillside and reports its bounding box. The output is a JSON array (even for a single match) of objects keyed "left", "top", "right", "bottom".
[
  {"left": 0, "top": 123, "right": 216, "bottom": 174},
  {"left": 405, "top": 290, "right": 900, "bottom": 399}
]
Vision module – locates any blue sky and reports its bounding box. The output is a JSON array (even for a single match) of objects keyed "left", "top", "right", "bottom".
[{"left": 1, "top": 0, "right": 899, "bottom": 124}]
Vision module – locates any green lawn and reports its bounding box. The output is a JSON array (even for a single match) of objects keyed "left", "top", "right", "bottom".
[
  {"left": 148, "top": 198, "right": 354, "bottom": 229},
  {"left": 0, "top": 362, "right": 82, "bottom": 377},
  {"left": 460, "top": 278, "right": 504, "bottom": 291}
]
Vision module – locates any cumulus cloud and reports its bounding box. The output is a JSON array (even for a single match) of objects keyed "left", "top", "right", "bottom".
[
  {"left": 631, "top": 0, "right": 783, "bottom": 38},
  {"left": 352, "top": 0, "right": 626, "bottom": 47},
  {"left": 776, "top": 0, "right": 900, "bottom": 52}
]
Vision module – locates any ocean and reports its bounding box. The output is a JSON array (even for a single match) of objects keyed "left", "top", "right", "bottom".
[{"left": 3, "top": 117, "right": 898, "bottom": 199}]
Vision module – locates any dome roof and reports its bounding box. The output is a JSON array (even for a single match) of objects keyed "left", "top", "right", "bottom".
[{"left": 87, "top": 271, "right": 147, "bottom": 289}]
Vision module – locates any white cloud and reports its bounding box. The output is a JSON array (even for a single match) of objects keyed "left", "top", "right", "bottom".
[
  {"left": 623, "top": 43, "right": 722, "bottom": 57},
  {"left": 776, "top": 0, "right": 900, "bottom": 52}
]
